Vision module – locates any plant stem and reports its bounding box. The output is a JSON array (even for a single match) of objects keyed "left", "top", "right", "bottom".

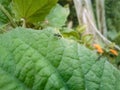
[
  {"left": 73, "top": 0, "right": 120, "bottom": 51},
  {"left": 0, "top": 4, "right": 17, "bottom": 27},
  {"left": 73, "top": 0, "right": 84, "bottom": 25},
  {"left": 73, "top": 0, "right": 99, "bottom": 41},
  {"left": 96, "top": 0, "right": 107, "bottom": 37},
  {"left": 84, "top": 9, "right": 120, "bottom": 50},
  {"left": 21, "top": 18, "right": 26, "bottom": 28}
]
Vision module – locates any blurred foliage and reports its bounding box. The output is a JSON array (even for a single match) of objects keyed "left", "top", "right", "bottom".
[
  {"left": 46, "top": 4, "right": 69, "bottom": 28},
  {"left": 89, "top": 0, "right": 120, "bottom": 42},
  {"left": 58, "top": 0, "right": 78, "bottom": 27},
  {"left": 116, "top": 52, "right": 120, "bottom": 69},
  {"left": 0, "top": 0, "right": 11, "bottom": 26},
  {"left": 105, "top": 0, "right": 120, "bottom": 49},
  {"left": 105, "top": 0, "right": 120, "bottom": 69},
  {"left": 114, "top": 33, "right": 120, "bottom": 46},
  {"left": 91, "top": 0, "right": 120, "bottom": 48},
  {"left": 60, "top": 25, "right": 94, "bottom": 49},
  {"left": 105, "top": 0, "right": 120, "bottom": 32}
]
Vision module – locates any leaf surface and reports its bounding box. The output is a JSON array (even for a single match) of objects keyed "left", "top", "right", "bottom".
[{"left": 0, "top": 27, "right": 120, "bottom": 90}]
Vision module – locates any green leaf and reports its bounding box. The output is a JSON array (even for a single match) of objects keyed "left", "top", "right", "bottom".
[
  {"left": 76, "top": 25, "right": 86, "bottom": 34},
  {"left": 0, "top": 27, "right": 120, "bottom": 90},
  {"left": 60, "top": 28, "right": 79, "bottom": 40},
  {"left": 114, "top": 32, "right": 120, "bottom": 46},
  {"left": 46, "top": 4, "right": 69, "bottom": 28},
  {"left": 0, "top": 0, "right": 11, "bottom": 26},
  {"left": 108, "top": 30, "right": 118, "bottom": 40},
  {"left": 81, "top": 34, "right": 93, "bottom": 45},
  {"left": 12, "top": 0, "right": 58, "bottom": 23}
]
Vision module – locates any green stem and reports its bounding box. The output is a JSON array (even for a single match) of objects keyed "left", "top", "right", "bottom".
[
  {"left": 21, "top": 18, "right": 26, "bottom": 28},
  {"left": 0, "top": 4, "right": 17, "bottom": 27}
]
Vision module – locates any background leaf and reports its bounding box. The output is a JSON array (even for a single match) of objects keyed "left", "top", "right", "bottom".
[
  {"left": 0, "top": 0, "right": 11, "bottom": 26},
  {"left": 60, "top": 28, "right": 79, "bottom": 40},
  {"left": 114, "top": 32, "right": 120, "bottom": 46},
  {"left": 0, "top": 27, "right": 120, "bottom": 90},
  {"left": 46, "top": 4, "right": 69, "bottom": 28},
  {"left": 12, "top": 0, "right": 58, "bottom": 23},
  {"left": 81, "top": 34, "right": 93, "bottom": 45}
]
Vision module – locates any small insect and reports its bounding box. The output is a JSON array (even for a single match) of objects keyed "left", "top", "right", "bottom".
[{"left": 54, "top": 33, "right": 62, "bottom": 38}]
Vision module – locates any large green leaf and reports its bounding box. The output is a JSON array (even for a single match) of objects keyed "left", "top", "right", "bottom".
[
  {"left": 12, "top": 0, "right": 58, "bottom": 23},
  {"left": 46, "top": 4, "right": 69, "bottom": 28},
  {"left": 0, "top": 27, "right": 120, "bottom": 90}
]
